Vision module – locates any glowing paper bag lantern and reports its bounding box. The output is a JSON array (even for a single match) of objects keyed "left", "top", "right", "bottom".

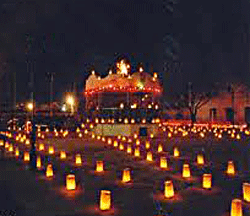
[
  {"left": 15, "top": 147, "right": 19, "bottom": 157},
  {"left": 100, "top": 190, "right": 111, "bottom": 211},
  {"left": 122, "top": 168, "right": 131, "bottom": 183},
  {"left": 75, "top": 154, "right": 82, "bottom": 166},
  {"left": 227, "top": 161, "right": 235, "bottom": 175},
  {"left": 60, "top": 151, "right": 66, "bottom": 160},
  {"left": 197, "top": 153, "right": 204, "bottom": 165},
  {"left": 39, "top": 143, "right": 44, "bottom": 151},
  {"left": 107, "top": 138, "right": 112, "bottom": 145},
  {"left": 202, "top": 174, "right": 212, "bottom": 189},
  {"left": 124, "top": 118, "right": 128, "bottom": 124},
  {"left": 113, "top": 140, "right": 118, "bottom": 147},
  {"left": 36, "top": 155, "right": 42, "bottom": 169},
  {"left": 25, "top": 139, "right": 30, "bottom": 145},
  {"left": 119, "top": 143, "right": 124, "bottom": 150},
  {"left": 96, "top": 161, "right": 104, "bottom": 172},
  {"left": 146, "top": 151, "right": 153, "bottom": 161},
  {"left": 5, "top": 142, "right": 9, "bottom": 149},
  {"left": 127, "top": 145, "right": 132, "bottom": 154},
  {"left": 134, "top": 147, "right": 140, "bottom": 157},
  {"left": 46, "top": 164, "right": 53, "bottom": 177},
  {"left": 0, "top": 140, "right": 3, "bottom": 146},
  {"left": 230, "top": 199, "right": 242, "bottom": 216},
  {"left": 174, "top": 147, "right": 179, "bottom": 157},
  {"left": 164, "top": 180, "right": 174, "bottom": 198},
  {"left": 160, "top": 157, "right": 167, "bottom": 169},
  {"left": 48, "top": 146, "right": 54, "bottom": 154},
  {"left": 66, "top": 174, "right": 76, "bottom": 190},
  {"left": 243, "top": 182, "right": 250, "bottom": 202},
  {"left": 24, "top": 152, "right": 30, "bottom": 162},
  {"left": 236, "top": 134, "right": 241, "bottom": 140},
  {"left": 145, "top": 141, "right": 150, "bottom": 149},
  {"left": 8, "top": 144, "right": 13, "bottom": 152},
  {"left": 136, "top": 139, "right": 140, "bottom": 146},
  {"left": 158, "top": 144, "right": 163, "bottom": 153},
  {"left": 182, "top": 164, "right": 191, "bottom": 178}
]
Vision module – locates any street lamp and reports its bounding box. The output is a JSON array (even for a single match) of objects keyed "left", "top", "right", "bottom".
[
  {"left": 27, "top": 102, "right": 33, "bottom": 111},
  {"left": 66, "top": 95, "right": 75, "bottom": 114}
]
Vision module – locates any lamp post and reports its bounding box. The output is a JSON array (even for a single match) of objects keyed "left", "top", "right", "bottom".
[
  {"left": 66, "top": 95, "right": 75, "bottom": 115},
  {"left": 27, "top": 58, "right": 36, "bottom": 169},
  {"left": 25, "top": 33, "right": 36, "bottom": 169}
]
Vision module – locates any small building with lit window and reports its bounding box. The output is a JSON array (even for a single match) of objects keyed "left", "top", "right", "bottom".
[{"left": 196, "top": 84, "right": 250, "bottom": 125}]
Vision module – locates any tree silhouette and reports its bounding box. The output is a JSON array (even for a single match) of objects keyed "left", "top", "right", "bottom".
[{"left": 177, "top": 92, "right": 212, "bottom": 124}]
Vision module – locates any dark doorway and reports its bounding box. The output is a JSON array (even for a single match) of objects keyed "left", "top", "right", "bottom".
[
  {"left": 225, "top": 107, "right": 234, "bottom": 123},
  {"left": 139, "top": 127, "right": 147, "bottom": 137},
  {"left": 245, "top": 107, "right": 250, "bottom": 125},
  {"left": 209, "top": 108, "right": 217, "bottom": 121}
]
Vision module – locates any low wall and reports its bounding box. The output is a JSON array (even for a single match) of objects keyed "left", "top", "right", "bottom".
[{"left": 94, "top": 124, "right": 158, "bottom": 136}]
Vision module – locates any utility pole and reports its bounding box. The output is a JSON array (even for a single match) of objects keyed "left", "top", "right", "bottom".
[
  {"left": 231, "top": 83, "right": 235, "bottom": 127},
  {"left": 27, "top": 56, "right": 36, "bottom": 169},
  {"left": 10, "top": 57, "right": 16, "bottom": 119},
  {"left": 47, "top": 72, "right": 55, "bottom": 117}
]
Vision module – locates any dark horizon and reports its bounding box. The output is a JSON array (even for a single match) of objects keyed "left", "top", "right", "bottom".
[{"left": 0, "top": 0, "right": 250, "bottom": 105}]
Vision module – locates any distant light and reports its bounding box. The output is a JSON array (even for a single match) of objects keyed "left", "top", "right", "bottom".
[
  {"left": 61, "top": 104, "right": 66, "bottom": 112},
  {"left": 67, "top": 96, "right": 74, "bottom": 106},
  {"left": 27, "top": 102, "right": 33, "bottom": 111}
]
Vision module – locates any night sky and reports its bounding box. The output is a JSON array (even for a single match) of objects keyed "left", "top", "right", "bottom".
[{"left": 0, "top": 0, "right": 250, "bottom": 104}]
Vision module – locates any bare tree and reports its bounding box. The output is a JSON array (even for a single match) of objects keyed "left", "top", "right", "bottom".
[{"left": 177, "top": 92, "right": 212, "bottom": 124}]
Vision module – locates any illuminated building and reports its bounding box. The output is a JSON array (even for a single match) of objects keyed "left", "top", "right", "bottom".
[
  {"left": 84, "top": 58, "right": 162, "bottom": 110},
  {"left": 197, "top": 83, "right": 250, "bottom": 125}
]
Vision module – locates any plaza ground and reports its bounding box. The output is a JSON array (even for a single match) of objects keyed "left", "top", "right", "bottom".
[{"left": 1, "top": 132, "right": 250, "bottom": 216}]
